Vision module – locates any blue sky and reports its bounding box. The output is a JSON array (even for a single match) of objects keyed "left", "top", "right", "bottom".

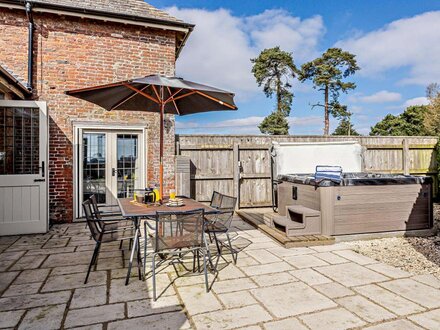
[{"left": 150, "top": 0, "right": 440, "bottom": 135}]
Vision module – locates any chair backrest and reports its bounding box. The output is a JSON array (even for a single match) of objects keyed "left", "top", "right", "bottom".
[
  {"left": 218, "top": 194, "right": 237, "bottom": 211},
  {"left": 82, "top": 199, "right": 102, "bottom": 242},
  {"left": 210, "top": 191, "right": 223, "bottom": 209},
  {"left": 89, "top": 195, "right": 103, "bottom": 220},
  {"left": 154, "top": 208, "right": 205, "bottom": 253},
  {"left": 215, "top": 193, "right": 237, "bottom": 229}
]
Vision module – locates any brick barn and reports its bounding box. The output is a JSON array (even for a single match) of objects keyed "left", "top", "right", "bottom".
[{"left": 0, "top": 0, "right": 193, "bottom": 230}]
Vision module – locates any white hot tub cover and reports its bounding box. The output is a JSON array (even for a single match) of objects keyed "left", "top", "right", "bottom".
[{"left": 271, "top": 141, "right": 363, "bottom": 176}]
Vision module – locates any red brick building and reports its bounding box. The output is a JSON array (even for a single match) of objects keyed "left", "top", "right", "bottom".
[{"left": 0, "top": 0, "right": 193, "bottom": 224}]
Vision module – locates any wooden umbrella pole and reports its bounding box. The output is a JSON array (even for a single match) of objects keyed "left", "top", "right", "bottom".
[{"left": 159, "top": 90, "right": 164, "bottom": 202}]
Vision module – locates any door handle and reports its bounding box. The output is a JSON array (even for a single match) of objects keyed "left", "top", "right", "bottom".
[
  {"left": 112, "top": 168, "right": 116, "bottom": 176},
  {"left": 34, "top": 178, "right": 45, "bottom": 182},
  {"left": 40, "top": 161, "right": 45, "bottom": 177}
]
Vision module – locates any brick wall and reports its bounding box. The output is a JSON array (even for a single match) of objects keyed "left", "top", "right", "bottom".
[{"left": 0, "top": 8, "right": 177, "bottom": 222}]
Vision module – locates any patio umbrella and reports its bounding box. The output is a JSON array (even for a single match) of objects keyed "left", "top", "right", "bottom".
[{"left": 65, "top": 75, "right": 237, "bottom": 200}]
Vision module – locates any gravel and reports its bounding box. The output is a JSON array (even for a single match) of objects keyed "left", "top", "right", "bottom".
[{"left": 346, "top": 203, "right": 440, "bottom": 279}]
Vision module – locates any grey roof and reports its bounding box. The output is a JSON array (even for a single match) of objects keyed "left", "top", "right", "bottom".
[
  {"left": 10, "top": 0, "right": 186, "bottom": 25},
  {"left": 0, "top": 63, "right": 31, "bottom": 96}
]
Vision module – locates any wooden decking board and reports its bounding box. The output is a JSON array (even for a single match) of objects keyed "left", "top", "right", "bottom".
[{"left": 237, "top": 210, "right": 335, "bottom": 248}]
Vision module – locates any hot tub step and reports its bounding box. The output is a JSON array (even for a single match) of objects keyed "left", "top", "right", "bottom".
[{"left": 237, "top": 210, "right": 334, "bottom": 248}]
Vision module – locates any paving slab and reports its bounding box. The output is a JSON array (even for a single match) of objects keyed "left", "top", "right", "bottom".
[
  {"left": 315, "top": 263, "right": 389, "bottom": 287},
  {"left": 177, "top": 284, "right": 223, "bottom": 315},
  {"left": 313, "top": 252, "right": 350, "bottom": 264},
  {"left": 263, "top": 318, "right": 308, "bottom": 330},
  {"left": 0, "top": 310, "right": 25, "bottom": 328},
  {"left": 10, "top": 255, "right": 46, "bottom": 271},
  {"left": 18, "top": 304, "right": 66, "bottom": 330},
  {"left": 2, "top": 282, "right": 42, "bottom": 297},
  {"left": 289, "top": 268, "right": 332, "bottom": 286},
  {"left": 64, "top": 303, "right": 125, "bottom": 328},
  {"left": 284, "top": 254, "right": 329, "bottom": 268},
  {"left": 251, "top": 282, "right": 336, "bottom": 318},
  {"left": 411, "top": 273, "right": 440, "bottom": 289},
  {"left": 251, "top": 272, "right": 297, "bottom": 287},
  {"left": 217, "top": 291, "right": 258, "bottom": 309},
  {"left": 191, "top": 304, "right": 272, "bottom": 329},
  {"left": 41, "top": 271, "right": 106, "bottom": 292},
  {"left": 313, "top": 282, "right": 355, "bottom": 299},
  {"left": 354, "top": 284, "right": 425, "bottom": 315},
  {"left": 245, "top": 249, "right": 282, "bottom": 264},
  {"left": 267, "top": 246, "right": 314, "bottom": 257},
  {"left": 240, "top": 262, "right": 293, "bottom": 276},
  {"left": 408, "top": 308, "right": 440, "bottom": 329},
  {"left": 333, "top": 250, "right": 378, "bottom": 265},
  {"left": 127, "top": 296, "right": 182, "bottom": 318},
  {"left": 379, "top": 278, "right": 440, "bottom": 308},
  {"left": 217, "top": 264, "right": 247, "bottom": 280},
  {"left": 42, "top": 252, "right": 92, "bottom": 268},
  {"left": 0, "top": 271, "right": 19, "bottom": 293},
  {"left": 0, "top": 291, "right": 71, "bottom": 311},
  {"left": 70, "top": 285, "right": 107, "bottom": 309},
  {"left": 108, "top": 311, "right": 191, "bottom": 330},
  {"left": 366, "top": 263, "right": 411, "bottom": 279},
  {"left": 336, "top": 295, "right": 396, "bottom": 323},
  {"left": 212, "top": 277, "right": 258, "bottom": 294},
  {"left": 299, "top": 307, "right": 366, "bottom": 330},
  {"left": 363, "top": 319, "right": 424, "bottom": 330},
  {"left": 110, "top": 278, "right": 149, "bottom": 302},
  {"left": 309, "top": 243, "right": 351, "bottom": 252},
  {"left": 14, "top": 269, "right": 51, "bottom": 284}
]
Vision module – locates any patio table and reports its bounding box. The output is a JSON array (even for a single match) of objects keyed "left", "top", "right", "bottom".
[{"left": 117, "top": 197, "right": 219, "bottom": 285}]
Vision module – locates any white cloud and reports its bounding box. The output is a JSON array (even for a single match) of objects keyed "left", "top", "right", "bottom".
[
  {"left": 357, "top": 90, "right": 402, "bottom": 103},
  {"left": 167, "top": 7, "right": 325, "bottom": 100},
  {"left": 176, "top": 115, "right": 323, "bottom": 134},
  {"left": 403, "top": 96, "right": 429, "bottom": 107},
  {"left": 336, "top": 11, "right": 440, "bottom": 85}
]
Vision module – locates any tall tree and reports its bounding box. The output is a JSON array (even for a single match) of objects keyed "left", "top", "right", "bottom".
[
  {"left": 251, "top": 47, "right": 297, "bottom": 135},
  {"left": 299, "top": 48, "right": 360, "bottom": 135},
  {"left": 332, "top": 118, "right": 360, "bottom": 136},
  {"left": 370, "top": 105, "right": 429, "bottom": 136},
  {"left": 424, "top": 83, "right": 440, "bottom": 136}
]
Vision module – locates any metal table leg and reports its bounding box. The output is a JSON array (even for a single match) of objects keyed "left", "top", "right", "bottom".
[{"left": 126, "top": 216, "right": 139, "bottom": 285}]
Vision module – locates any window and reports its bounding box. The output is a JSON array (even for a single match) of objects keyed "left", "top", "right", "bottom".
[{"left": 0, "top": 107, "right": 40, "bottom": 175}]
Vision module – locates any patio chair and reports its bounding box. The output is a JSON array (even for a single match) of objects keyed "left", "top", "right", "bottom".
[
  {"left": 82, "top": 198, "right": 137, "bottom": 284},
  {"left": 206, "top": 193, "right": 239, "bottom": 264},
  {"left": 89, "top": 194, "right": 134, "bottom": 249},
  {"left": 143, "top": 208, "right": 209, "bottom": 301}
]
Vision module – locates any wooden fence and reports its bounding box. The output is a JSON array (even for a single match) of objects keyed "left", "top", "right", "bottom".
[{"left": 175, "top": 135, "right": 439, "bottom": 208}]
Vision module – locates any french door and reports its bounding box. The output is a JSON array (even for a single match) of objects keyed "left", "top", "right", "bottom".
[
  {"left": 80, "top": 130, "right": 144, "bottom": 212},
  {"left": 0, "top": 101, "right": 48, "bottom": 235}
]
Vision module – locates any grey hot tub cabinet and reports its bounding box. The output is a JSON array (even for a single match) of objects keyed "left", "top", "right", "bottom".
[{"left": 276, "top": 174, "right": 433, "bottom": 236}]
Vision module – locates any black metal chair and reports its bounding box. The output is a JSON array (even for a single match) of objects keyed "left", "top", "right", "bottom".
[
  {"left": 89, "top": 194, "right": 134, "bottom": 249},
  {"left": 143, "top": 208, "right": 209, "bottom": 300},
  {"left": 82, "top": 198, "right": 137, "bottom": 284},
  {"left": 206, "top": 193, "right": 238, "bottom": 264}
]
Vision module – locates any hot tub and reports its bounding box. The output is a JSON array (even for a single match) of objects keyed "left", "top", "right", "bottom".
[{"left": 277, "top": 173, "right": 433, "bottom": 236}]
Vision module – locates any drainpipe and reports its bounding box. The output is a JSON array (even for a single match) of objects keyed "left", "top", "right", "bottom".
[{"left": 25, "top": 1, "right": 34, "bottom": 92}]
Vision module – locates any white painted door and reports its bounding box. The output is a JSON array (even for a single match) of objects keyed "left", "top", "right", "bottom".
[
  {"left": 80, "top": 130, "right": 143, "bottom": 212},
  {"left": 0, "top": 101, "right": 48, "bottom": 235}
]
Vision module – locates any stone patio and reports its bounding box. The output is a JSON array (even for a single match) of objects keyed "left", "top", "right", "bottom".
[{"left": 1, "top": 217, "right": 440, "bottom": 329}]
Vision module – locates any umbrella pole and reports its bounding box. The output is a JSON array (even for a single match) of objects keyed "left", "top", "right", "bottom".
[{"left": 159, "top": 100, "right": 164, "bottom": 202}]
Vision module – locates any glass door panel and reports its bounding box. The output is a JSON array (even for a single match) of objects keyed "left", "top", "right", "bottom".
[
  {"left": 82, "top": 133, "right": 106, "bottom": 203},
  {"left": 116, "top": 134, "right": 139, "bottom": 198}
]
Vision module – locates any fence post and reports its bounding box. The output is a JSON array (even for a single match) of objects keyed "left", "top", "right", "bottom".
[
  {"left": 233, "top": 143, "right": 240, "bottom": 209},
  {"left": 403, "top": 138, "right": 410, "bottom": 175}
]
